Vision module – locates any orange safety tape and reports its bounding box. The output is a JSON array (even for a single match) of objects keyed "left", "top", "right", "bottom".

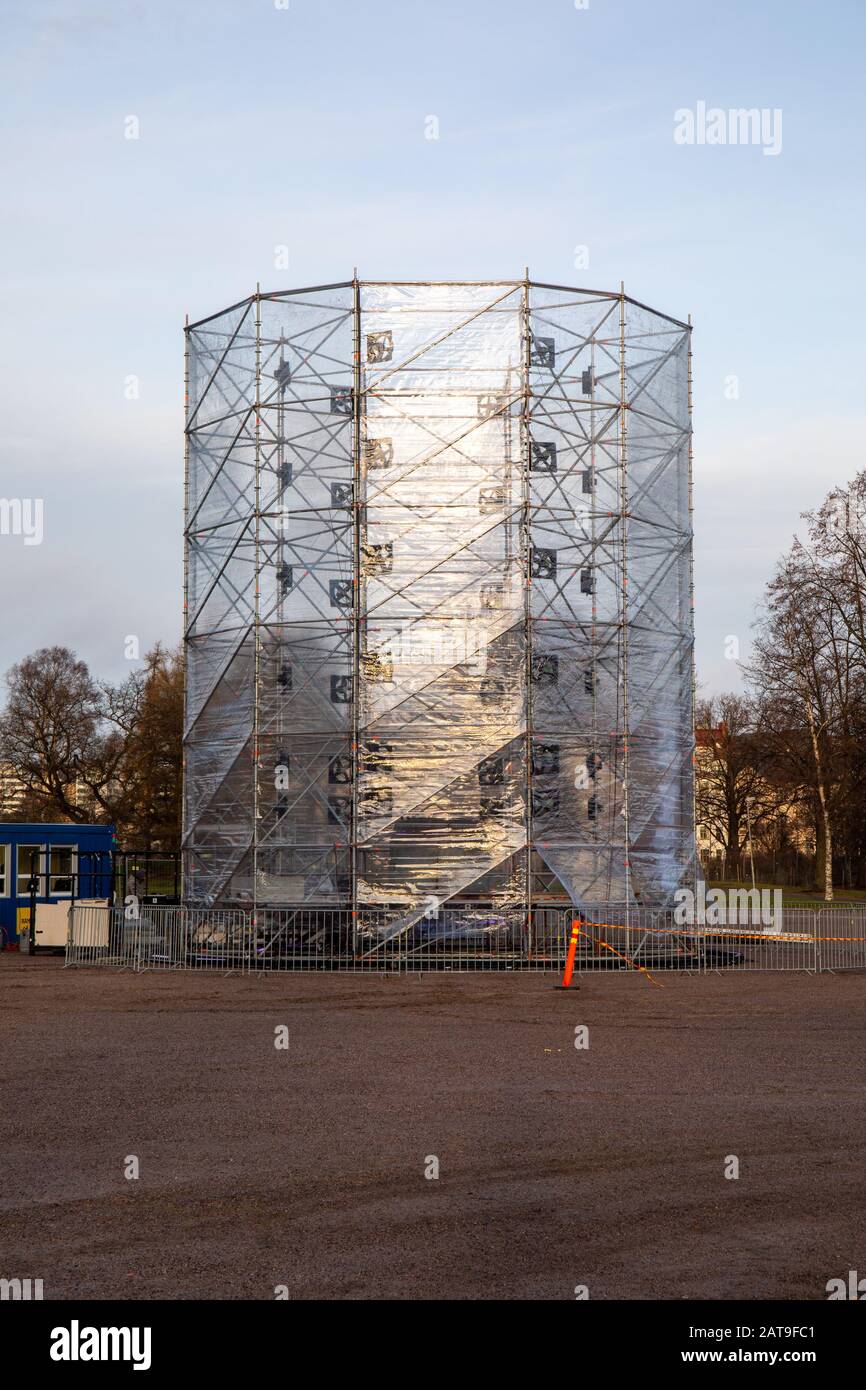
[
  {"left": 575, "top": 926, "right": 664, "bottom": 988},
  {"left": 573, "top": 921, "right": 866, "bottom": 944}
]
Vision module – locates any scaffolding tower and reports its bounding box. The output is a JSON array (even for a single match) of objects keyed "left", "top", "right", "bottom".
[{"left": 183, "top": 279, "right": 696, "bottom": 932}]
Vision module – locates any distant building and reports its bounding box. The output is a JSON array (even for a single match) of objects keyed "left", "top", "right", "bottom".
[
  {"left": 0, "top": 766, "right": 86, "bottom": 822},
  {"left": 694, "top": 725, "right": 814, "bottom": 873},
  {"left": 694, "top": 726, "right": 727, "bottom": 857},
  {"left": 0, "top": 764, "right": 27, "bottom": 818}
]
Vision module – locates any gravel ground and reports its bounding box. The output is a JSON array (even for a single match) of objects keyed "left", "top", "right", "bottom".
[{"left": 1, "top": 956, "right": 864, "bottom": 1301}]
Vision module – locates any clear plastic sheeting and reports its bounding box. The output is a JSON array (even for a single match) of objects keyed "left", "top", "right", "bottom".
[{"left": 183, "top": 281, "right": 696, "bottom": 922}]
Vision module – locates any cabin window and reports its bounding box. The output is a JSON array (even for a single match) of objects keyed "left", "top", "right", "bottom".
[
  {"left": 49, "top": 845, "right": 77, "bottom": 895},
  {"left": 16, "top": 845, "right": 45, "bottom": 897}
]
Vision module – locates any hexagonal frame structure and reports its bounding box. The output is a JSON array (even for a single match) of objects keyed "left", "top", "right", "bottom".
[{"left": 183, "top": 279, "right": 696, "bottom": 938}]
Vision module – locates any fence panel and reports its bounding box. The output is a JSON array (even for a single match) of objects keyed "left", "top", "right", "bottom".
[
  {"left": 818, "top": 907, "right": 866, "bottom": 972},
  {"left": 67, "top": 903, "right": 114, "bottom": 966},
  {"left": 63, "top": 903, "right": 866, "bottom": 974}
]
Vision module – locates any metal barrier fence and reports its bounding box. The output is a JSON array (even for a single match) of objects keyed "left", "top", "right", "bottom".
[{"left": 62, "top": 902, "right": 866, "bottom": 974}]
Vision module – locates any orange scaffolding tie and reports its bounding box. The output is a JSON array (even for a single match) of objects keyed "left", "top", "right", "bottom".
[{"left": 559, "top": 918, "right": 581, "bottom": 989}]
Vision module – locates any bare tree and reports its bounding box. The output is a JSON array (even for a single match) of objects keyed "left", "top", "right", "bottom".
[
  {"left": 0, "top": 643, "right": 183, "bottom": 847},
  {"left": 748, "top": 543, "right": 854, "bottom": 901},
  {"left": 695, "top": 693, "right": 777, "bottom": 877},
  {"left": 118, "top": 644, "right": 183, "bottom": 848},
  {"left": 0, "top": 647, "right": 104, "bottom": 822},
  {"left": 805, "top": 471, "right": 866, "bottom": 673}
]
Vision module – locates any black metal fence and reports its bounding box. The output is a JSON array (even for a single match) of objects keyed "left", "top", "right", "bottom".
[{"left": 113, "top": 851, "right": 180, "bottom": 903}]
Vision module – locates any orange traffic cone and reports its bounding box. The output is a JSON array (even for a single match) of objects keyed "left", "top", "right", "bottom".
[{"left": 557, "top": 919, "right": 581, "bottom": 989}]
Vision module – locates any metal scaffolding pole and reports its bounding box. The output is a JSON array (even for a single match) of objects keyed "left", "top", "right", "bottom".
[
  {"left": 619, "top": 283, "right": 632, "bottom": 942},
  {"left": 181, "top": 314, "right": 190, "bottom": 906},
  {"left": 521, "top": 270, "right": 533, "bottom": 952},
  {"left": 351, "top": 273, "right": 361, "bottom": 954},
  {"left": 687, "top": 313, "right": 698, "bottom": 899},
  {"left": 253, "top": 285, "right": 263, "bottom": 918}
]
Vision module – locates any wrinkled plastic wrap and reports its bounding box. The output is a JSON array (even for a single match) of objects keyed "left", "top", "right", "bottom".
[{"left": 183, "top": 282, "right": 695, "bottom": 911}]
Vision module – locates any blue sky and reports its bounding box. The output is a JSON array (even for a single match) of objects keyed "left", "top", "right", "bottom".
[{"left": 1, "top": 0, "right": 864, "bottom": 695}]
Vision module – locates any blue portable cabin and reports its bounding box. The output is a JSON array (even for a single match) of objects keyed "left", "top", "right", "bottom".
[{"left": 0, "top": 823, "right": 115, "bottom": 949}]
